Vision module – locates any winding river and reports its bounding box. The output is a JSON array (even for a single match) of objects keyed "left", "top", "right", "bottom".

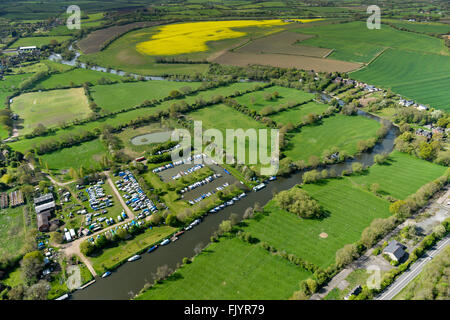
[{"left": 71, "top": 111, "right": 399, "bottom": 300}]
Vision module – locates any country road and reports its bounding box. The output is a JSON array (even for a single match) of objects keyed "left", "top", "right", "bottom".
[{"left": 376, "top": 236, "right": 450, "bottom": 300}]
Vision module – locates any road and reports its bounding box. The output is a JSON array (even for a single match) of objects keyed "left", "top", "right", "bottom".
[{"left": 376, "top": 236, "right": 450, "bottom": 300}]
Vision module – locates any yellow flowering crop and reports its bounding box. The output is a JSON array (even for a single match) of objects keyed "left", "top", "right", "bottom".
[{"left": 136, "top": 19, "right": 322, "bottom": 56}]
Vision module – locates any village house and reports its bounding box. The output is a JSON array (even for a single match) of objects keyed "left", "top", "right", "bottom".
[
  {"left": 383, "top": 240, "right": 407, "bottom": 262},
  {"left": 399, "top": 99, "right": 415, "bottom": 107},
  {"left": 415, "top": 128, "right": 432, "bottom": 140}
]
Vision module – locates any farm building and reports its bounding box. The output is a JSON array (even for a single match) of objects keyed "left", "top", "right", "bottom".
[
  {"left": 18, "top": 46, "right": 37, "bottom": 52},
  {"left": 34, "top": 193, "right": 56, "bottom": 232},
  {"left": 383, "top": 240, "right": 407, "bottom": 262},
  {"left": 37, "top": 211, "right": 51, "bottom": 232}
]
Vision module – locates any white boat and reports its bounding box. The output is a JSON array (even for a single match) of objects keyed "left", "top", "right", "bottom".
[
  {"left": 161, "top": 239, "right": 170, "bottom": 245},
  {"left": 102, "top": 271, "right": 112, "bottom": 278},
  {"left": 127, "top": 255, "right": 141, "bottom": 262}
]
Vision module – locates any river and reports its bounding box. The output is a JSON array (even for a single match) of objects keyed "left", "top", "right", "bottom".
[{"left": 71, "top": 111, "right": 398, "bottom": 300}]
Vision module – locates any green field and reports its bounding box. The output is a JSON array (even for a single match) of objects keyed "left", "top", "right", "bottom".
[
  {"left": 385, "top": 19, "right": 450, "bottom": 35},
  {"left": 295, "top": 21, "right": 447, "bottom": 63},
  {"left": 11, "top": 87, "right": 92, "bottom": 135},
  {"left": 9, "top": 36, "right": 72, "bottom": 48},
  {"left": 0, "top": 73, "right": 32, "bottom": 139},
  {"left": 187, "top": 103, "right": 271, "bottom": 165},
  {"left": 168, "top": 81, "right": 262, "bottom": 105},
  {"left": 269, "top": 101, "right": 329, "bottom": 126},
  {"left": 0, "top": 73, "right": 31, "bottom": 108},
  {"left": 233, "top": 86, "right": 315, "bottom": 113},
  {"left": 136, "top": 237, "right": 312, "bottom": 300},
  {"left": 351, "top": 49, "right": 450, "bottom": 112},
  {"left": 91, "top": 80, "right": 203, "bottom": 112},
  {"left": 245, "top": 179, "right": 391, "bottom": 268},
  {"left": 348, "top": 151, "right": 448, "bottom": 200},
  {"left": 40, "top": 139, "right": 109, "bottom": 171},
  {"left": 284, "top": 114, "right": 381, "bottom": 162},
  {"left": 33, "top": 68, "right": 124, "bottom": 90},
  {"left": 8, "top": 102, "right": 169, "bottom": 153},
  {"left": 89, "top": 225, "right": 176, "bottom": 274},
  {"left": 0, "top": 206, "right": 26, "bottom": 259}
]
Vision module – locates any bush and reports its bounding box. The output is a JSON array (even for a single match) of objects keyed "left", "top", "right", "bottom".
[{"left": 274, "top": 186, "right": 324, "bottom": 219}]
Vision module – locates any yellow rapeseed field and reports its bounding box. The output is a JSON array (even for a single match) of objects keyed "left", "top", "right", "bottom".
[{"left": 136, "top": 19, "right": 323, "bottom": 56}]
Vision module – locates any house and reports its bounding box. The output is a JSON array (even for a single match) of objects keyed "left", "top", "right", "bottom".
[
  {"left": 415, "top": 128, "right": 432, "bottom": 140},
  {"left": 333, "top": 77, "right": 343, "bottom": 84},
  {"left": 383, "top": 240, "right": 407, "bottom": 262},
  {"left": 416, "top": 104, "right": 428, "bottom": 111},
  {"left": 399, "top": 99, "right": 415, "bottom": 107}
]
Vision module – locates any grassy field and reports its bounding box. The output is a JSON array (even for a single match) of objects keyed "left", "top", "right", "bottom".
[
  {"left": 348, "top": 151, "right": 448, "bottom": 200},
  {"left": 233, "top": 85, "right": 315, "bottom": 113},
  {"left": 351, "top": 49, "right": 450, "bottom": 112},
  {"left": 269, "top": 101, "right": 329, "bottom": 126},
  {"left": 284, "top": 114, "right": 381, "bottom": 162},
  {"left": 9, "top": 36, "right": 72, "bottom": 48},
  {"left": 187, "top": 103, "right": 270, "bottom": 165},
  {"left": 136, "top": 237, "right": 312, "bottom": 300},
  {"left": 0, "top": 73, "right": 32, "bottom": 139},
  {"left": 0, "top": 73, "right": 31, "bottom": 108},
  {"left": 33, "top": 68, "right": 124, "bottom": 90},
  {"left": 165, "top": 81, "right": 262, "bottom": 106},
  {"left": 8, "top": 102, "right": 169, "bottom": 153},
  {"left": 40, "top": 139, "right": 109, "bottom": 172},
  {"left": 91, "top": 80, "right": 203, "bottom": 112},
  {"left": 294, "top": 21, "right": 447, "bottom": 63},
  {"left": 246, "top": 178, "right": 391, "bottom": 268},
  {"left": 89, "top": 225, "right": 176, "bottom": 274},
  {"left": 11, "top": 87, "right": 92, "bottom": 135},
  {"left": 385, "top": 19, "right": 450, "bottom": 35},
  {"left": 0, "top": 206, "right": 26, "bottom": 259}
]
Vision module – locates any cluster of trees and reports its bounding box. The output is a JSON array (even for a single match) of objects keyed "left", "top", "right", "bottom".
[
  {"left": 154, "top": 56, "right": 208, "bottom": 64},
  {"left": 394, "top": 131, "right": 448, "bottom": 165},
  {"left": 18, "top": 71, "right": 48, "bottom": 91},
  {"left": 80, "top": 221, "right": 151, "bottom": 256},
  {"left": 274, "top": 186, "right": 324, "bottom": 219},
  {"left": 0, "top": 109, "right": 12, "bottom": 135},
  {"left": 398, "top": 245, "right": 449, "bottom": 300}
]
